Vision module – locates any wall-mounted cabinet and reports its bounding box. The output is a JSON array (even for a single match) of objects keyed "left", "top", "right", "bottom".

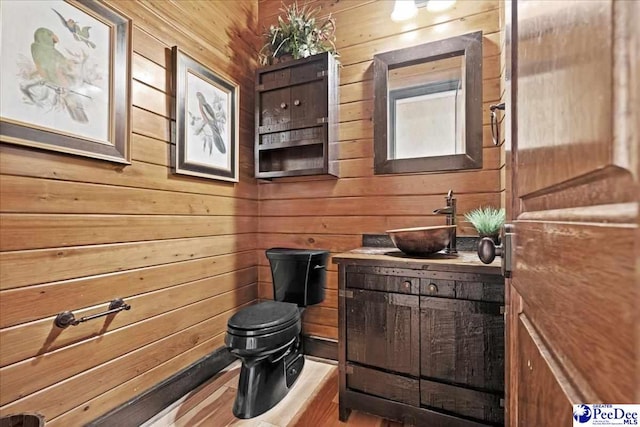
[
  {"left": 335, "top": 252, "right": 505, "bottom": 426},
  {"left": 255, "top": 52, "right": 339, "bottom": 178}
]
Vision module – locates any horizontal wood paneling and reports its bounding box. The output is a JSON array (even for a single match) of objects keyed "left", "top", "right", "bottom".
[
  {"left": 0, "top": 175, "right": 258, "bottom": 216},
  {"left": 0, "top": 308, "right": 244, "bottom": 421},
  {"left": 0, "top": 251, "right": 257, "bottom": 329},
  {"left": 47, "top": 331, "right": 229, "bottom": 426},
  {"left": 260, "top": 193, "right": 500, "bottom": 217},
  {"left": 0, "top": 214, "right": 258, "bottom": 251},
  {"left": 0, "top": 268, "right": 257, "bottom": 367},
  {"left": 340, "top": 17, "right": 499, "bottom": 67},
  {"left": 0, "top": 284, "right": 257, "bottom": 406},
  {"left": 259, "top": 216, "right": 479, "bottom": 237},
  {"left": 0, "top": 233, "right": 257, "bottom": 290},
  {"left": 303, "top": 323, "right": 339, "bottom": 340},
  {"left": 334, "top": 1, "right": 497, "bottom": 48},
  {"left": 258, "top": 0, "right": 504, "bottom": 340},
  {"left": 0, "top": 0, "right": 260, "bottom": 424},
  {"left": 0, "top": 145, "right": 257, "bottom": 200}
]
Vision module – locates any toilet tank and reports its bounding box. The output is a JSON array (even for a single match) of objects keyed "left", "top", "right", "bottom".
[{"left": 266, "top": 248, "right": 328, "bottom": 307}]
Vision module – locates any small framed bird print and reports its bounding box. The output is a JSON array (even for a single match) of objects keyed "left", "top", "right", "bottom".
[
  {"left": 0, "top": 0, "right": 131, "bottom": 164},
  {"left": 172, "top": 47, "right": 240, "bottom": 183}
]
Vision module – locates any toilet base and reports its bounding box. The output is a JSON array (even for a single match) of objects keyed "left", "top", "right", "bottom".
[{"left": 231, "top": 335, "right": 305, "bottom": 419}]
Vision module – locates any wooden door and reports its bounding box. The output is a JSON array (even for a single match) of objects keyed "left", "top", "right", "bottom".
[
  {"left": 345, "top": 289, "right": 419, "bottom": 377},
  {"left": 505, "top": 1, "right": 639, "bottom": 425}
]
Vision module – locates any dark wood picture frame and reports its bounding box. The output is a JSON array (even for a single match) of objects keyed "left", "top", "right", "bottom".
[
  {"left": 172, "top": 47, "right": 239, "bottom": 182},
  {"left": 373, "top": 31, "right": 483, "bottom": 175},
  {"left": 0, "top": 0, "right": 132, "bottom": 164}
]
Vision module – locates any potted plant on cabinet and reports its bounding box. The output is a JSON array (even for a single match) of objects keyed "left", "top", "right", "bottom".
[
  {"left": 464, "top": 206, "right": 505, "bottom": 243},
  {"left": 258, "top": 2, "right": 339, "bottom": 66}
]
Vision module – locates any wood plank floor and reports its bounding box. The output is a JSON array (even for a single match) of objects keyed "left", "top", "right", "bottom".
[{"left": 144, "top": 358, "right": 402, "bottom": 427}]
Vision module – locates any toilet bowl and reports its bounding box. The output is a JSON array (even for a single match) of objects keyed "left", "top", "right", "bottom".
[{"left": 225, "top": 248, "right": 328, "bottom": 419}]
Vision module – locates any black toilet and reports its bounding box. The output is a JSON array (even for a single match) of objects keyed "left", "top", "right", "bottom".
[{"left": 225, "top": 248, "right": 328, "bottom": 419}]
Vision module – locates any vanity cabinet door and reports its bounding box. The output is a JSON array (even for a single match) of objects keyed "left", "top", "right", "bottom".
[
  {"left": 420, "top": 296, "right": 504, "bottom": 392},
  {"left": 346, "top": 289, "right": 419, "bottom": 376}
]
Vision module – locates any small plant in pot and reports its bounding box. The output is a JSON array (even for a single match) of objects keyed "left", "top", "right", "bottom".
[
  {"left": 464, "top": 206, "right": 505, "bottom": 243},
  {"left": 258, "top": 2, "right": 338, "bottom": 66}
]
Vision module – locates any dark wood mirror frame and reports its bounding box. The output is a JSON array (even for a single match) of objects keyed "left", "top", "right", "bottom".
[{"left": 373, "top": 31, "right": 483, "bottom": 175}]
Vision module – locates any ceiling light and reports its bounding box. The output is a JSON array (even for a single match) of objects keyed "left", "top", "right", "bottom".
[
  {"left": 426, "top": 0, "right": 456, "bottom": 12},
  {"left": 391, "top": 0, "right": 418, "bottom": 22}
]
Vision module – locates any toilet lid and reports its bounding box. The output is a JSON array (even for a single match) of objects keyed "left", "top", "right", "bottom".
[{"left": 227, "top": 301, "right": 300, "bottom": 335}]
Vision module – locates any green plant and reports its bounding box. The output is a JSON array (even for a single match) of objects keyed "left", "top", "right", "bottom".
[
  {"left": 464, "top": 206, "right": 505, "bottom": 237},
  {"left": 259, "top": 2, "right": 338, "bottom": 66}
]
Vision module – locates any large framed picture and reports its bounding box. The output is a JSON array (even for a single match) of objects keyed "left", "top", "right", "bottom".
[
  {"left": 172, "top": 47, "right": 239, "bottom": 182},
  {"left": 0, "top": 0, "right": 131, "bottom": 163}
]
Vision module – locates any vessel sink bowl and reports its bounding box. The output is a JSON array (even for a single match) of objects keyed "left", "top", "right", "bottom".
[{"left": 386, "top": 225, "right": 457, "bottom": 255}]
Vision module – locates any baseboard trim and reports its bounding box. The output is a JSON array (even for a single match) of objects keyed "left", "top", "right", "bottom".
[
  {"left": 303, "top": 335, "right": 338, "bottom": 360},
  {"left": 87, "top": 347, "right": 236, "bottom": 427}
]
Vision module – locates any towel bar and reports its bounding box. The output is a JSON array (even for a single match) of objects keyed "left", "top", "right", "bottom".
[{"left": 54, "top": 298, "right": 131, "bottom": 329}]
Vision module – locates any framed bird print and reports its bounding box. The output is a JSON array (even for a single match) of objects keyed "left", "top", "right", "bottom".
[
  {"left": 172, "top": 47, "right": 239, "bottom": 182},
  {"left": 0, "top": 0, "right": 131, "bottom": 163}
]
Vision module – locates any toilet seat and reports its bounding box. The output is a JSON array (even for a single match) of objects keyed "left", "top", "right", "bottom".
[
  {"left": 227, "top": 301, "right": 299, "bottom": 337},
  {"left": 225, "top": 301, "right": 301, "bottom": 354}
]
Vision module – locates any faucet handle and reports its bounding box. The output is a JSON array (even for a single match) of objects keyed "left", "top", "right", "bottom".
[{"left": 446, "top": 189, "right": 453, "bottom": 201}]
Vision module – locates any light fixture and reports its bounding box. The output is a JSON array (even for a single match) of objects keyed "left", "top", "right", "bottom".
[
  {"left": 391, "top": 0, "right": 418, "bottom": 22},
  {"left": 426, "top": 0, "right": 456, "bottom": 12}
]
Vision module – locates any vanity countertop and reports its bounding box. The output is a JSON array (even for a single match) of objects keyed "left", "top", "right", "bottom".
[{"left": 333, "top": 247, "right": 502, "bottom": 275}]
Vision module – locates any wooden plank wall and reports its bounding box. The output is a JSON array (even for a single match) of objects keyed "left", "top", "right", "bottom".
[
  {"left": 0, "top": 1, "right": 260, "bottom": 425},
  {"left": 257, "top": 0, "right": 505, "bottom": 340}
]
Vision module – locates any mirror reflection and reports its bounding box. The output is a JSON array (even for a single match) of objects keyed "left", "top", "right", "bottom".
[{"left": 388, "top": 55, "right": 465, "bottom": 160}]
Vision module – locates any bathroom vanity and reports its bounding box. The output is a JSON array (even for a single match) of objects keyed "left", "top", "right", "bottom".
[{"left": 334, "top": 248, "right": 504, "bottom": 426}]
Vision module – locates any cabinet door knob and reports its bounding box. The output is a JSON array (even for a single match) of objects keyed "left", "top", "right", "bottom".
[
  {"left": 402, "top": 280, "right": 411, "bottom": 290},
  {"left": 428, "top": 283, "right": 438, "bottom": 294},
  {"left": 280, "top": 102, "right": 288, "bottom": 109},
  {"left": 293, "top": 99, "right": 301, "bottom": 106},
  {"left": 478, "top": 224, "right": 514, "bottom": 278},
  {"left": 478, "top": 238, "right": 502, "bottom": 264}
]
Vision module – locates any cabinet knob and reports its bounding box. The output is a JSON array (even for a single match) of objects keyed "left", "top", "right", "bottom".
[
  {"left": 294, "top": 99, "right": 301, "bottom": 106},
  {"left": 427, "top": 283, "right": 438, "bottom": 294},
  {"left": 402, "top": 280, "right": 411, "bottom": 289},
  {"left": 280, "top": 102, "right": 288, "bottom": 109}
]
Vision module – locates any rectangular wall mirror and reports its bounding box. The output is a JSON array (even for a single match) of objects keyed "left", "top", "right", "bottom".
[{"left": 374, "top": 31, "right": 483, "bottom": 174}]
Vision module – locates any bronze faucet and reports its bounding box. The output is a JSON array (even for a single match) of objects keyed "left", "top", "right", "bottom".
[{"left": 433, "top": 190, "right": 457, "bottom": 254}]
